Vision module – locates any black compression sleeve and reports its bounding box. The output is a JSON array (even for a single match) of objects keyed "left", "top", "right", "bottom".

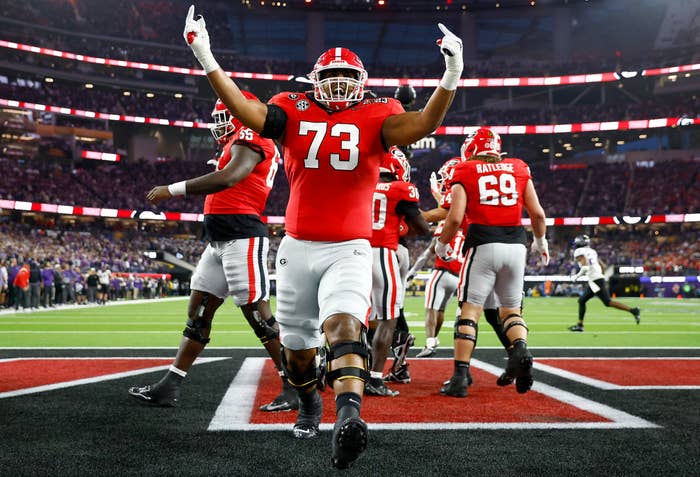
[{"left": 261, "top": 104, "right": 287, "bottom": 140}]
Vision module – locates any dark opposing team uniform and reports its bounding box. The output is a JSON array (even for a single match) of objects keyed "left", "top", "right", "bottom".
[
  {"left": 190, "top": 120, "right": 280, "bottom": 305},
  {"left": 449, "top": 158, "right": 532, "bottom": 308},
  {"left": 264, "top": 92, "right": 405, "bottom": 348},
  {"left": 370, "top": 180, "right": 420, "bottom": 320}
]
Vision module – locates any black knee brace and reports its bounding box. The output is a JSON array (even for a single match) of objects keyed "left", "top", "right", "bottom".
[
  {"left": 324, "top": 339, "right": 370, "bottom": 388},
  {"left": 242, "top": 303, "right": 279, "bottom": 344},
  {"left": 280, "top": 347, "right": 318, "bottom": 392},
  {"left": 183, "top": 294, "right": 212, "bottom": 345},
  {"left": 454, "top": 318, "right": 478, "bottom": 344},
  {"left": 484, "top": 308, "right": 510, "bottom": 349},
  {"left": 502, "top": 313, "right": 529, "bottom": 338}
]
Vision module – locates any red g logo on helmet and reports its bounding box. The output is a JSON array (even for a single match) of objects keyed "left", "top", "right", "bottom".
[
  {"left": 379, "top": 146, "right": 411, "bottom": 182},
  {"left": 460, "top": 127, "right": 503, "bottom": 161},
  {"left": 309, "top": 47, "right": 368, "bottom": 111}
]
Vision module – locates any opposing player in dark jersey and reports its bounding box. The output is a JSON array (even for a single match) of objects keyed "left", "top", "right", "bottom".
[
  {"left": 435, "top": 127, "right": 549, "bottom": 397},
  {"left": 367, "top": 147, "right": 429, "bottom": 397},
  {"left": 184, "top": 6, "right": 463, "bottom": 468},
  {"left": 127, "top": 93, "right": 294, "bottom": 411},
  {"left": 569, "top": 234, "right": 640, "bottom": 332}
]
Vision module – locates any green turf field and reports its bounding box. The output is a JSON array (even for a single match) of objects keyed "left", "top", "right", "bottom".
[{"left": 1, "top": 296, "right": 698, "bottom": 348}]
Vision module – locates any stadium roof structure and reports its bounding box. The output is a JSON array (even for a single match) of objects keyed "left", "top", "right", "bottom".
[{"left": 243, "top": 0, "right": 595, "bottom": 13}]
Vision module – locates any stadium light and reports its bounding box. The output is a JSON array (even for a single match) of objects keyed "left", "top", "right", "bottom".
[{"left": 44, "top": 77, "right": 53, "bottom": 83}]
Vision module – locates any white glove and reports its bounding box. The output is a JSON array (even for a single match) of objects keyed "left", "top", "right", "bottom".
[
  {"left": 530, "top": 235, "right": 550, "bottom": 266},
  {"left": 435, "top": 240, "right": 456, "bottom": 262},
  {"left": 437, "top": 23, "right": 463, "bottom": 91},
  {"left": 183, "top": 5, "right": 220, "bottom": 73},
  {"left": 429, "top": 171, "right": 440, "bottom": 197}
]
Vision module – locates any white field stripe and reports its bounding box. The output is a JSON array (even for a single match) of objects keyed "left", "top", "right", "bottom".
[
  {"left": 0, "top": 357, "right": 228, "bottom": 399},
  {"left": 12, "top": 330, "right": 694, "bottom": 336},
  {"left": 2, "top": 331, "right": 252, "bottom": 334},
  {"left": 0, "top": 296, "right": 189, "bottom": 316},
  {"left": 209, "top": 357, "right": 658, "bottom": 431},
  {"left": 2, "top": 346, "right": 700, "bottom": 350},
  {"left": 208, "top": 357, "right": 266, "bottom": 431},
  {"left": 525, "top": 331, "right": 700, "bottom": 335},
  {"left": 405, "top": 320, "right": 700, "bottom": 327},
  {"left": 534, "top": 359, "right": 700, "bottom": 390},
  {"left": 538, "top": 357, "right": 700, "bottom": 360}
]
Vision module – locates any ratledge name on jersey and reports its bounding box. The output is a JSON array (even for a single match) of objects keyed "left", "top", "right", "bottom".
[{"left": 476, "top": 162, "right": 515, "bottom": 174}]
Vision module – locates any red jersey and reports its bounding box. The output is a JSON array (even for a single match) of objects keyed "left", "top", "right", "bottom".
[
  {"left": 269, "top": 92, "right": 404, "bottom": 241},
  {"left": 370, "top": 180, "right": 419, "bottom": 250},
  {"left": 204, "top": 121, "right": 279, "bottom": 216},
  {"left": 13, "top": 265, "right": 29, "bottom": 288},
  {"left": 438, "top": 187, "right": 470, "bottom": 232},
  {"left": 449, "top": 158, "right": 531, "bottom": 227},
  {"left": 433, "top": 221, "right": 465, "bottom": 275}
]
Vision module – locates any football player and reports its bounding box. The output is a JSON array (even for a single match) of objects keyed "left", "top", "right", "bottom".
[
  {"left": 435, "top": 127, "right": 549, "bottom": 397},
  {"left": 568, "top": 234, "right": 641, "bottom": 332},
  {"left": 367, "top": 147, "right": 429, "bottom": 396},
  {"left": 184, "top": 6, "right": 463, "bottom": 469},
  {"left": 414, "top": 158, "right": 510, "bottom": 361},
  {"left": 127, "top": 93, "right": 295, "bottom": 412}
]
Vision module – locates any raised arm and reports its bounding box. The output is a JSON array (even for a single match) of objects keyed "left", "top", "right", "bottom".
[
  {"left": 183, "top": 5, "right": 268, "bottom": 134},
  {"left": 382, "top": 23, "right": 463, "bottom": 146}
]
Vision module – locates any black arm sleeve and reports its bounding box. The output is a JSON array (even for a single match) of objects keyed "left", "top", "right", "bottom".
[
  {"left": 396, "top": 201, "right": 421, "bottom": 218},
  {"left": 261, "top": 104, "right": 288, "bottom": 140}
]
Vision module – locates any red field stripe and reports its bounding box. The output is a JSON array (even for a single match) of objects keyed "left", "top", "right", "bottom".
[
  {"left": 250, "top": 359, "right": 609, "bottom": 424},
  {"left": 0, "top": 358, "right": 172, "bottom": 392},
  {"left": 537, "top": 359, "right": 700, "bottom": 386}
]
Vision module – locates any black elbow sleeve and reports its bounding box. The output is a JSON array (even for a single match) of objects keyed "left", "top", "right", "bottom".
[{"left": 261, "top": 104, "right": 287, "bottom": 139}]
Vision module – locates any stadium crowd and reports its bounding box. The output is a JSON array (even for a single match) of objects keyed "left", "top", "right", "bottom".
[{"left": 2, "top": 153, "right": 698, "bottom": 219}]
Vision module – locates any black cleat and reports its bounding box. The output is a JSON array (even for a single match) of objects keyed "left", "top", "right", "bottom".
[
  {"left": 506, "top": 341, "right": 533, "bottom": 394},
  {"left": 569, "top": 324, "right": 584, "bottom": 332},
  {"left": 365, "top": 377, "right": 399, "bottom": 396},
  {"left": 439, "top": 375, "right": 468, "bottom": 397},
  {"left": 631, "top": 307, "right": 641, "bottom": 325},
  {"left": 383, "top": 363, "right": 411, "bottom": 384},
  {"left": 331, "top": 416, "right": 368, "bottom": 469},
  {"left": 292, "top": 392, "right": 322, "bottom": 439},
  {"left": 127, "top": 384, "right": 179, "bottom": 407},
  {"left": 259, "top": 388, "right": 299, "bottom": 412},
  {"left": 391, "top": 332, "right": 415, "bottom": 370},
  {"left": 496, "top": 372, "right": 514, "bottom": 387}
]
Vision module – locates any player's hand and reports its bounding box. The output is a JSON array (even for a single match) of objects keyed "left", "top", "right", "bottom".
[
  {"left": 435, "top": 240, "right": 456, "bottom": 262},
  {"left": 429, "top": 171, "right": 440, "bottom": 197},
  {"left": 405, "top": 271, "right": 416, "bottom": 287},
  {"left": 146, "top": 186, "right": 172, "bottom": 206},
  {"left": 183, "top": 5, "right": 219, "bottom": 73},
  {"left": 530, "top": 236, "right": 550, "bottom": 266},
  {"left": 437, "top": 23, "right": 463, "bottom": 74}
]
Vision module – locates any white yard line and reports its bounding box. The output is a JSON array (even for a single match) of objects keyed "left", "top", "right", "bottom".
[{"left": 207, "top": 357, "right": 659, "bottom": 432}]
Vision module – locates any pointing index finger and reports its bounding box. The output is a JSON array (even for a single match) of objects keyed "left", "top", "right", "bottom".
[
  {"left": 438, "top": 23, "right": 455, "bottom": 38},
  {"left": 186, "top": 5, "right": 195, "bottom": 22}
]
